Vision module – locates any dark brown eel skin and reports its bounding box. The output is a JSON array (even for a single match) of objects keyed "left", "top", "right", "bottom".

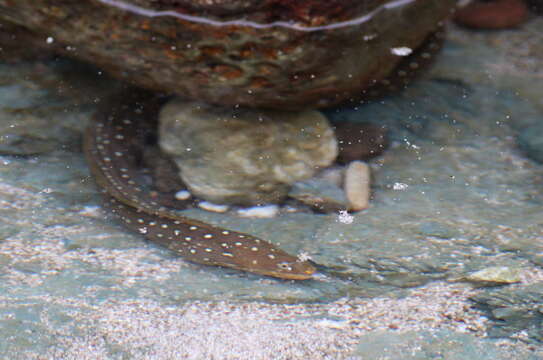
[
  {"left": 82, "top": 26, "right": 445, "bottom": 280},
  {"left": 83, "top": 95, "right": 316, "bottom": 280}
]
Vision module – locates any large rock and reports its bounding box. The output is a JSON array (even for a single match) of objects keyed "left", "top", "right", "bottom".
[
  {"left": 0, "top": 0, "right": 455, "bottom": 109},
  {"left": 159, "top": 98, "right": 337, "bottom": 205}
]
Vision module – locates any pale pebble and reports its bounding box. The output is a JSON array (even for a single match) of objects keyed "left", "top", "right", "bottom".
[
  {"left": 174, "top": 190, "right": 191, "bottom": 200},
  {"left": 198, "top": 201, "right": 229, "bottom": 213},
  {"left": 237, "top": 205, "right": 279, "bottom": 218},
  {"left": 344, "top": 161, "right": 371, "bottom": 212}
]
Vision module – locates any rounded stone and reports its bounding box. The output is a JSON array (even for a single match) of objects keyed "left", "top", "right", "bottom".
[
  {"left": 517, "top": 123, "right": 543, "bottom": 164},
  {"left": 334, "top": 122, "right": 389, "bottom": 164},
  {"left": 344, "top": 161, "right": 371, "bottom": 212},
  {"left": 159, "top": 98, "right": 338, "bottom": 205},
  {"left": 0, "top": 0, "right": 456, "bottom": 109},
  {"left": 464, "top": 266, "right": 522, "bottom": 286}
]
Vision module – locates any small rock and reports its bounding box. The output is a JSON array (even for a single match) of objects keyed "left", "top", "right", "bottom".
[
  {"left": 344, "top": 161, "right": 371, "bottom": 212},
  {"left": 159, "top": 98, "right": 337, "bottom": 206},
  {"left": 417, "top": 221, "right": 460, "bottom": 239},
  {"left": 333, "top": 122, "right": 388, "bottom": 164},
  {"left": 198, "top": 201, "right": 229, "bottom": 213},
  {"left": 237, "top": 205, "right": 279, "bottom": 218},
  {"left": 454, "top": 0, "right": 528, "bottom": 29},
  {"left": 289, "top": 178, "right": 348, "bottom": 213},
  {"left": 464, "top": 266, "right": 522, "bottom": 286}
]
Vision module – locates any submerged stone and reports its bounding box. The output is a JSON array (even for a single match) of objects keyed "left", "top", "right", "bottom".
[
  {"left": 518, "top": 123, "right": 543, "bottom": 164},
  {"left": 344, "top": 160, "right": 371, "bottom": 212},
  {"left": 159, "top": 98, "right": 337, "bottom": 205},
  {"left": 463, "top": 266, "right": 522, "bottom": 286}
]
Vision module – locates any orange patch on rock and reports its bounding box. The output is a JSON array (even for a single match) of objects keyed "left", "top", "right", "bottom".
[
  {"left": 213, "top": 64, "right": 244, "bottom": 80},
  {"left": 200, "top": 45, "right": 226, "bottom": 57}
]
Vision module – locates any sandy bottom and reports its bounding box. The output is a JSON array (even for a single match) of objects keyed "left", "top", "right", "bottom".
[{"left": 0, "top": 281, "right": 529, "bottom": 359}]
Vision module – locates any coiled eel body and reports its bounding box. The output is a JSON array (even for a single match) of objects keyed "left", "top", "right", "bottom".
[
  {"left": 81, "top": 27, "right": 444, "bottom": 280},
  {"left": 83, "top": 94, "right": 316, "bottom": 280}
]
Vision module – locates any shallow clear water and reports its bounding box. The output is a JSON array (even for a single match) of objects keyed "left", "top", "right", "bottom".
[{"left": 0, "top": 15, "right": 542, "bottom": 360}]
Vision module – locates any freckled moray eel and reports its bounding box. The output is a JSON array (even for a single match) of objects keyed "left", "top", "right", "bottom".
[
  {"left": 82, "top": 28, "right": 444, "bottom": 280},
  {"left": 83, "top": 93, "right": 316, "bottom": 280}
]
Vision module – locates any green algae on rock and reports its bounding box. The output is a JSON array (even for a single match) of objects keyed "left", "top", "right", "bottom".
[
  {"left": 463, "top": 266, "right": 522, "bottom": 287},
  {"left": 0, "top": 0, "right": 455, "bottom": 109}
]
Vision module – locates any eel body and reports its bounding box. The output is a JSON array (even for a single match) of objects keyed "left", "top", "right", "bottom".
[
  {"left": 362, "top": 28, "right": 446, "bottom": 98},
  {"left": 83, "top": 95, "right": 316, "bottom": 280},
  {"left": 82, "top": 28, "right": 444, "bottom": 280}
]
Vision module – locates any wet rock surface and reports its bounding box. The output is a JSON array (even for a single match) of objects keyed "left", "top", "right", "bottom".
[
  {"left": 333, "top": 122, "right": 389, "bottom": 164},
  {"left": 471, "top": 282, "right": 543, "bottom": 343},
  {"left": 159, "top": 98, "right": 337, "bottom": 205},
  {"left": 463, "top": 266, "right": 522, "bottom": 286},
  {"left": 0, "top": 0, "right": 455, "bottom": 109},
  {"left": 343, "top": 160, "right": 371, "bottom": 211},
  {"left": 1, "top": 17, "right": 543, "bottom": 359}
]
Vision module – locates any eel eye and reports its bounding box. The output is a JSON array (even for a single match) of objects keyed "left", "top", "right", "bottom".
[{"left": 277, "top": 262, "right": 292, "bottom": 271}]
